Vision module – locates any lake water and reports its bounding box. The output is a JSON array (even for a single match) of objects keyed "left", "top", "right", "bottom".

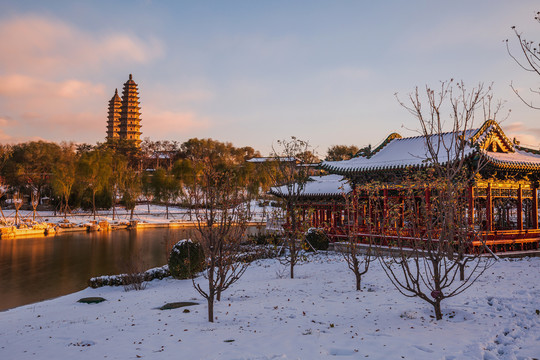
[{"left": 0, "top": 227, "right": 260, "bottom": 311}]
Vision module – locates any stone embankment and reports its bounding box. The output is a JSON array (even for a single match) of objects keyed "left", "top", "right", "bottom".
[{"left": 0, "top": 219, "right": 266, "bottom": 239}]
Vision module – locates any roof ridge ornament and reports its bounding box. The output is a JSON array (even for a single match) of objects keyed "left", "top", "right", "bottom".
[
  {"left": 470, "top": 119, "right": 515, "bottom": 153},
  {"left": 368, "top": 132, "right": 402, "bottom": 158}
]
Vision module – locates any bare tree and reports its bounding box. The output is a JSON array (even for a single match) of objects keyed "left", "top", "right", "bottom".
[
  {"left": 342, "top": 187, "right": 374, "bottom": 291},
  {"left": 77, "top": 149, "right": 113, "bottom": 220},
  {"left": 13, "top": 191, "right": 23, "bottom": 226},
  {"left": 29, "top": 185, "right": 39, "bottom": 222},
  {"left": 269, "top": 137, "right": 314, "bottom": 279},
  {"left": 180, "top": 140, "right": 257, "bottom": 322},
  {"left": 151, "top": 168, "right": 180, "bottom": 219},
  {"left": 506, "top": 12, "right": 540, "bottom": 109},
  {"left": 121, "top": 170, "right": 142, "bottom": 220},
  {"left": 0, "top": 145, "right": 11, "bottom": 221},
  {"left": 368, "top": 80, "right": 497, "bottom": 320},
  {"left": 51, "top": 143, "right": 77, "bottom": 219}
]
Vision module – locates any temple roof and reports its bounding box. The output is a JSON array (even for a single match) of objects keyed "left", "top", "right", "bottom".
[
  {"left": 321, "top": 120, "right": 540, "bottom": 175},
  {"left": 269, "top": 174, "right": 351, "bottom": 198},
  {"left": 323, "top": 130, "right": 477, "bottom": 174},
  {"left": 110, "top": 89, "right": 121, "bottom": 102},
  {"left": 483, "top": 148, "right": 540, "bottom": 170},
  {"left": 247, "top": 156, "right": 297, "bottom": 163}
]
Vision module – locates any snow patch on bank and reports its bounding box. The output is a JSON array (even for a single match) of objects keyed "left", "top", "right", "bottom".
[{"left": 0, "top": 254, "right": 538, "bottom": 360}]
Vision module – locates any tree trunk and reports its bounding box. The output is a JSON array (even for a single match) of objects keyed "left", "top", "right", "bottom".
[
  {"left": 207, "top": 296, "right": 214, "bottom": 323},
  {"left": 92, "top": 191, "right": 96, "bottom": 220},
  {"left": 65, "top": 194, "right": 69, "bottom": 219},
  {"left": 433, "top": 301, "right": 442, "bottom": 320},
  {"left": 166, "top": 203, "right": 169, "bottom": 219},
  {"left": 130, "top": 207, "right": 134, "bottom": 220},
  {"left": 112, "top": 191, "right": 116, "bottom": 220},
  {"left": 290, "top": 237, "right": 295, "bottom": 279},
  {"left": 459, "top": 262, "right": 465, "bottom": 281},
  {"left": 353, "top": 256, "right": 361, "bottom": 291}
]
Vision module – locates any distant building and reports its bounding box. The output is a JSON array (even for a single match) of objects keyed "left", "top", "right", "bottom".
[{"left": 106, "top": 74, "right": 142, "bottom": 145}]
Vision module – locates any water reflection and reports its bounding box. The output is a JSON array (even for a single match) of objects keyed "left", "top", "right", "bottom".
[{"left": 0, "top": 228, "right": 200, "bottom": 311}]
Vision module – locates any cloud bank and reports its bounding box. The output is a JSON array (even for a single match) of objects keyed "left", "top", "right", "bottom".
[{"left": 0, "top": 14, "right": 164, "bottom": 143}]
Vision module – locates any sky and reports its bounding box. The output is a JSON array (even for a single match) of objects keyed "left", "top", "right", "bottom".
[{"left": 0, "top": 0, "right": 539, "bottom": 156}]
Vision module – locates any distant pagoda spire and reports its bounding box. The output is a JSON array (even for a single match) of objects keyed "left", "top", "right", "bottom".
[
  {"left": 106, "top": 88, "right": 122, "bottom": 139},
  {"left": 118, "top": 74, "right": 142, "bottom": 146}
]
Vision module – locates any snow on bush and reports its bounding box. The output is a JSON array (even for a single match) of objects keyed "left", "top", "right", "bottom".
[
  {"left": 168, "top": 239, "right": 205, "bottom": 279},
  {"left": 88, "top": 265, "right": 170, "bottom": 288}
]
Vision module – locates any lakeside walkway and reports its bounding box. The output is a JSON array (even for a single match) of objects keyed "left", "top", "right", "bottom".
[{"left": 0, "top": 204, "right": 270, "bottom": 239}]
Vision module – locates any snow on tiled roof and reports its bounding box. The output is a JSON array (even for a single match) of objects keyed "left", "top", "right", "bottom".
[
  {"left": 483, "top": 148, "right": 540, "bottom": 168},
  {"left": 247, "top": 157, "right": 296, "bottom": 163},
  {"left": 322, "top": 130, "right": 477, "bottom": 174},
  {"left": 270, "top": 174, "right": 351, "bottom": 198}
]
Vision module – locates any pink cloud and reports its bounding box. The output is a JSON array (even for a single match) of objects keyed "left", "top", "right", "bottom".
[
  {"left": 0, "top": 74, "right": 105, "bottom": 99},
  {"left": 0, "top": 14, "right": 164, "bottom": 75},
  {"left": 504, "top": 122, "right": 540, "bottom": 148},
  {"left": 0, "top": 115, "right": 43, "bottom": 143},
  {"left": 143, "top": 109, "right": 210, "bottom": 140}
]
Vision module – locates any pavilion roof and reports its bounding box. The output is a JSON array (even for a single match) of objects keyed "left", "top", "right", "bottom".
[
  {"left": 483, "top": 147, "right": 540, "bottom": 170},
  {"left": 322, "top": 130, "right": 477, "bottom": 174},
  {"left": 269, "top": 174, "right": 351, "bottom": 198},
  {"left": 321, "top": 120, "right": 540, "bottom": 175},
  {"left": 247, "top": 156, "right": 297, "bottom": 163}
]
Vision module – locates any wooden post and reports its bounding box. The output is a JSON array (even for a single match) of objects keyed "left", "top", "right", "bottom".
[
  {"left": 533, "top": 186, "right": 538, "bottom": 230},
  {"left": 518, "top": 185, "right": 523, "bottom": 231},
  {"left": 468, "top": 185, "right": 474, "bottom": 227},
  {"left": 425, "top": 188, "right": 431, "bottom": 228},
  {"left": 486, "top": 183, "right": 492, "bottom": 232},
  {"left": 332, "top": 202, "right": 339, "bottom": 229},
  {"left": 399, "top": 196, "right": 404, "bottom": 228},
  {"left": 383, "top": 188, "right": 388, "bottom": 233}
]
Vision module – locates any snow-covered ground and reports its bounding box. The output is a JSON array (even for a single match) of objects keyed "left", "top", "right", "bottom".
[
  {"left": 1, "top": 253, "right": 538, "bottom": 360},
  {"left": 1, "top": 202, "right": 272, "bottom": 227}
]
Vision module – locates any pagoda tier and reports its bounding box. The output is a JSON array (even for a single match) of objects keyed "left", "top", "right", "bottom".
[
  {"left": 118, "top": 74, "right": 142, "bottom": 145},
  {"left": 106, "top": 89, "right": 122, "bottom": 139}
]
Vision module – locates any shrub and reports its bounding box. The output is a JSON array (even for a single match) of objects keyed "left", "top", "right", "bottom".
[
  {"left": 247, "top": 232, "right": 282, "bottom": 246},
  {"left": 303, "top": 228, "right": 329, "bottom": 251},
  {"left": 88, "top": 265, "right": 170, "bottom": 288},
  {"left": 168, "top": 239, "right": 205, "bottom": 279}
]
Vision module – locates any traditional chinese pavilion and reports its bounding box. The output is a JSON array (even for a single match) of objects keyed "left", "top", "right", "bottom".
[{"left": 270, "top": 120, "right": 540, "bottom": 253}]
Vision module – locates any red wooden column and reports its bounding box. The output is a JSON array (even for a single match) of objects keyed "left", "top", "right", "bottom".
[
  {"left": 468, "top": 185, "right": 474, "bottom": 227},
  {"left": 425, "top": 188, "right": 431, "bottom": 227},
  {"left": 368, "top": 196, "right": 373, "bottom": 231},
  {"left": 399, "top": 196, "right": 404, "bottom": 227},
  {"left": 332, "top": 203, "right": 336, "bottom": 228},
  {"left": 518, "top": 185, "right": 523, "bottom": 231},
  {"left": 533, "top": 185, "right": 538, "bottom": 229},
  {"left": 383, "top": 188, "right": 388, "bottom": 233},
  {"left": 486, "top": 183, "right": 492, "bottom": 232}
]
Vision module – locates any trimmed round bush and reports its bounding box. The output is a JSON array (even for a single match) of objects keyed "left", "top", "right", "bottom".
[
  {"left": 168, "top": 240, "right": 205, "bottom": 279},
  {"left": 304, "top": 228, "right": 329, "bottom": 251},
  {"left": 248, "top": 232, "right": 281, "bottom": 246}
]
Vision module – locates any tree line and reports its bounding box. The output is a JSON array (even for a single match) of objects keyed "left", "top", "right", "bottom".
[{"left": 0, "top": 138, "right": 267, "bottom": 220}]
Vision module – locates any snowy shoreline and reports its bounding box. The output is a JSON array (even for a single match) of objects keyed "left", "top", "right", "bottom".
[
  {"left": 1, "top": 253, "right": 538, "bottom": 360},
  {"left": 0, "top": 203, "right": 268, "bottom": 239}
]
